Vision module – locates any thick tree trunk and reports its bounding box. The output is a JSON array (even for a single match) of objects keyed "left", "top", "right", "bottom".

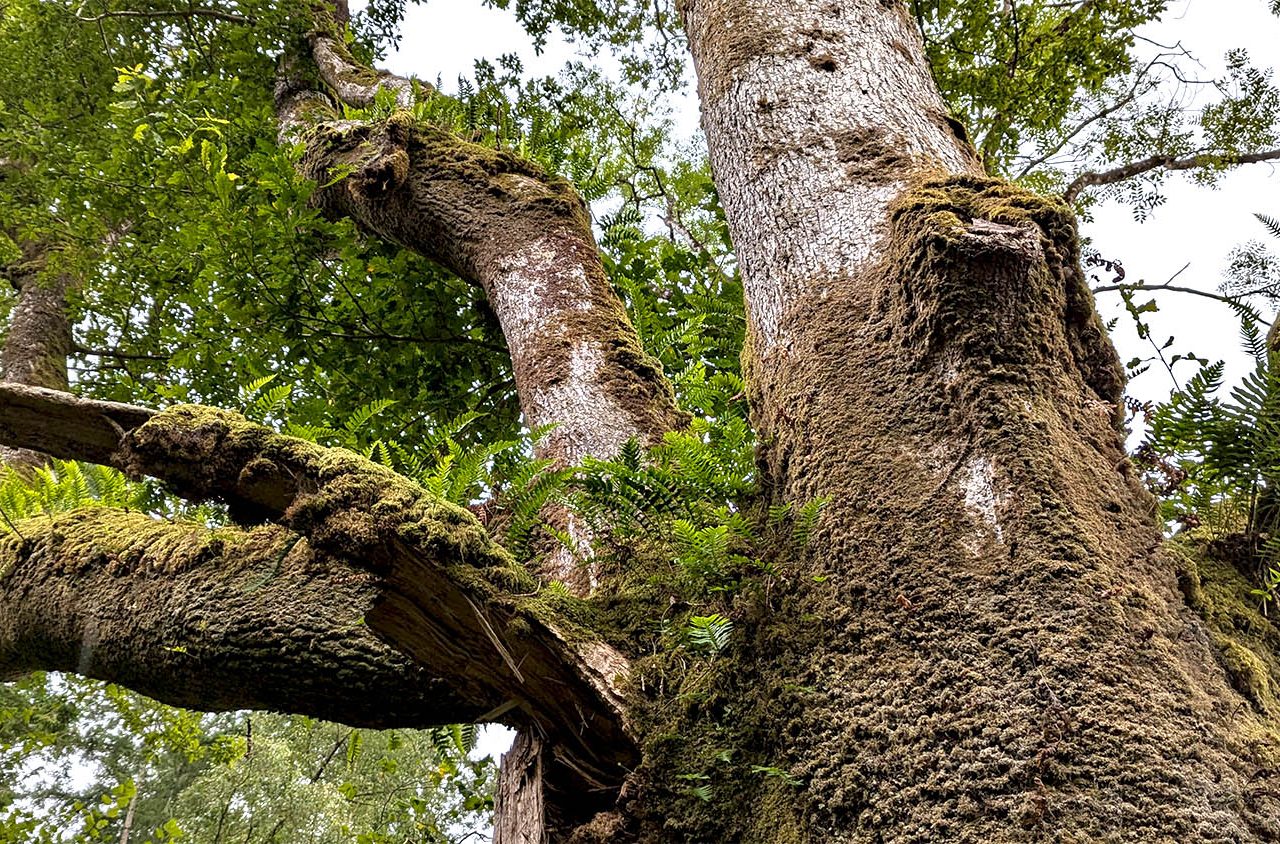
[{"left": 639, "top": 0, "right": 1280, "bottom": 841}]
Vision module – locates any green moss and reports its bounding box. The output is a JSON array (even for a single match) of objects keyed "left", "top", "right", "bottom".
[
  {"left": 2, "top": 508, "right": 253, "bottom": 578},
  {"left": 123, "top": 405, "right": 527, "bottom": 588},
  {"left": 1175, "top": 538, "right": 1280, "bottom": 718}
]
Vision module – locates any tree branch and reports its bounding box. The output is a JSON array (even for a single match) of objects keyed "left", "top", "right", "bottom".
[
  {"left": 70, "top": 7, "right": 254, "bottom": 26},
  {"left": 0, "top": 384, "right": 638, "bottom": 795},
  {"left": 1063, "top": 147, "right": 1280, "bottom": 203},
  {"left": 308, "top": 27, "right": 417, "bottom": 112},
  {"left": 0, "top": 384, "right": 153, "bottom": 466},
  {"left": 0, "top": 509, "right": 483, "bottom": 729}
]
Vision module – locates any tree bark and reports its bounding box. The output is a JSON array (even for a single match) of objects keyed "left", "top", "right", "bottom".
[
  {"left": 660, "top": 1, "right": 1280, "bottom": 840},
  {"left": 275, "top": 29, "right": 685, "bottom": 478},
  {"left": 1, "top": 243, "right": 74, "bottom": 470}
]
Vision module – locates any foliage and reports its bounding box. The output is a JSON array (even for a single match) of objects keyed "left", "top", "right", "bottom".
[
  {"left": 0, "top": 675, "right": 496, "bottom": 843},
  {"left": 1223, "top": 213, "right": 1280, "bottom": 303},
  {"left": 913, "top": 1, "right": 1280, "bottom": 212},
  {"left": 1141, "top": 319, "right": 1280, "bottom": 610}
]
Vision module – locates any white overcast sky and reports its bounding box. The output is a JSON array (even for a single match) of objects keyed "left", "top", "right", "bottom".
[{"left": 378, "top": 0, "right": 1280, "bottom": 764}]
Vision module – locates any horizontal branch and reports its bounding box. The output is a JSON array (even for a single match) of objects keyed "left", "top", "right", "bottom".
[
  {"left": 1064, "top": 147, "right": 1280, "bottom": 203},
  {"left": 0, "top": 384, "right": 637, "bottom": 790},
  {"left": 0, "top": 383, "right": 155, "bottom": 466},
  {"left": 71, "top": 7, "right": 254, "bottom": 25},
  {"left": 0, "top": 509, "right": 483, "bottom": 728}
]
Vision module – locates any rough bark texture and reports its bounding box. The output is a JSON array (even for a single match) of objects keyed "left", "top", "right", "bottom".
[
  {"left": 681, "top": 0, "right": 981, "bottom": 355},
  {"left": 294, "top": 118, "right": 685, "bottom": 472},
  {"left": 739, "top": 179, "right": 1277, "bottom": 841},
  {"left": 0, "top": 508, "right": 476, "bottom": 728},
  {"left": 621, "top": 1, "right": 1280, "bottom": 841},
  {"left": 275, "top": 35, "right": 685, "bottom": 478},
  {"left": 1, "top": 245, "right": 74, "bottom": 470},
  {"left": 0, "top": 389, "right": 638, "bottom": 817}
]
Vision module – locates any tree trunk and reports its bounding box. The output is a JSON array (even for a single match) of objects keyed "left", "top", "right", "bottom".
[
  {"left": 2, "top": 3, "right": 1277, "bottom": 842},
  {"left": 599, "top": 0, "right": 1277, "bottom": 840},
  {"left": 0, "top": 243, "right": 73, "bottom": 470}
]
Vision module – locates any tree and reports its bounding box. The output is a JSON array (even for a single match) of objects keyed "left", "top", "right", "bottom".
[{"left": 1, "top": 1, "right": 1278, "bottom": 842}]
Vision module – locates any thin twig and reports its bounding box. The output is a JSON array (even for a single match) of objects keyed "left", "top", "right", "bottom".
[
  {"left": 1064, "top": 147, "right": 1280, "bottom": 203},
  {"left": 73, "top": 7, "right": 253, "bottom": 25}
]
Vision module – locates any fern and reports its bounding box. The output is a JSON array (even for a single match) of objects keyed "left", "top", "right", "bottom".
[
  {"left": 1144, "top": 332, "right": 1280, "bottom": 602},
  {"left": 0, "top": 460, "right": 152, "bottom": 528},
  {"left": 1257, "top": 212, "right": 1280, "bottom": 242},
  {"left": 686, "top": 614, "right": 733, "bottom": 655}
]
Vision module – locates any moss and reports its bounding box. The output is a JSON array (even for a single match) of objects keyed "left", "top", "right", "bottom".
[
  {"left": 122, "top": 405, "right": 527, "bottom": 591},
  {"left": 1176, "top": 537, "right": 1280, "bottom": 718},
  {"left": 887, "top": 175, "right": 1125, "bottom": 415},
  {"left": 1, "top": 508, "right": 261, "bottom": 578},
  {"left": 1216, "top": 634, "right": 1278, "bottom": 714}
]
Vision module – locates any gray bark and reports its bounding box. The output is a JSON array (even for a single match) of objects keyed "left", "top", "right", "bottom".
[
  {"left": 1, "top": 245, "right": 74, "bottom": 470},
  {"left": 681, "top": 0, "right": 980, "bottom": 356}
]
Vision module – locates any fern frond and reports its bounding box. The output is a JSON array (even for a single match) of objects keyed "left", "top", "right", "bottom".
[{"left": 1256, "top": 212, "right": 1280, "bottom": 241}]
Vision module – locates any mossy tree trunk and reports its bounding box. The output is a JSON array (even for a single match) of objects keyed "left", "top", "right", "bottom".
[
  {"left": 627, "top": 0, "right": 1278, "bottom": 840},
  {"left": 1, "top": 1, "right": 1277, "bottom": 842}
]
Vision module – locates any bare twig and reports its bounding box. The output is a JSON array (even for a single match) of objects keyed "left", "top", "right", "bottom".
[
  {"left": 1064, "top": 147, "right": 1280, "bottom": 203},
  {"left": 72, "top": 7, "right": 253, "bottom": 25}
]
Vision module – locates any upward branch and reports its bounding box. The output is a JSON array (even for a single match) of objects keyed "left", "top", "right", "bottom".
[{"left": 273, "top": 18, "right": 687, "bottom": 592}]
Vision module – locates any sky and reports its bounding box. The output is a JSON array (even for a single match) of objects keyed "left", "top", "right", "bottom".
[
  {"left": 376, "top": 0, "right": 1280, "bottom": 760},
  {"left": 1088, "top": 0, "right": 1280, "bottom": 409}
]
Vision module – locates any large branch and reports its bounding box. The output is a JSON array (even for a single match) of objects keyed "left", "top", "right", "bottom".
[
  {"left": 0, "top": 385, "right": 638, "bottom": 797},
  {"left": 274, "top": 31, "right": 686, "bottom": 477},
  {"left": 1063, "top": 146, "right": 1280, "bottom": 203},
  {"left": 272, "top": 21, "right": 681, "bottom": 833},
  {"left": 0, "top": 509, "right": 482, "bottom": 729}
]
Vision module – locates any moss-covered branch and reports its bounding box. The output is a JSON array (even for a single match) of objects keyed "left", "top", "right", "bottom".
[
  {"left": 0, "top": 508, "right": 486, "bottom": 728},
  {"left": 0, "top": 388, "right": 639, "bottom": 799},
  {"left": 273, "top": 31, "right": 685, "bottom": 481}
]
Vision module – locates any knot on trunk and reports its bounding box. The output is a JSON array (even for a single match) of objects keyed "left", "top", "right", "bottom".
[
  {"left": 885, "top": 175, "right": 1125, "bottom": 421},
  {"left": 349, "top": 117, "right": 412, "bottom": 199}
]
